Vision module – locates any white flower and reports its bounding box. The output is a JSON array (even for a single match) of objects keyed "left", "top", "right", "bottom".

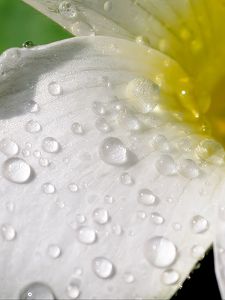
[{"left": 1, "top": 0, "right": 225, "bottom": 298}]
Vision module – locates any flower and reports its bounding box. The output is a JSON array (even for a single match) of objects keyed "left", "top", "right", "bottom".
[{"left": 1, "top": 0, "right": 225, "bottom": 298}]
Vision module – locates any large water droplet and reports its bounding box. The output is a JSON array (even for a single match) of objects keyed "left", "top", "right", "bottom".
[
  {"left": 48, "top": 81, "right": 62, "bottom": 96},
  {"left": 47, "top": 244, "right": 61, "bottom": 259},
  {"left": 144, "top": 236, "right": 177, "bottom": 268},
  {"left": 25, "top": 120, "right": 42, "bottom": 133},
  {"left": 92, "top": 257, "right": 114, "bottom": 279},
  {"left": 19, "top": 282, "right": 55, "bottom": 300},
  {"left": 161, "top": 269, "right": 180, "bottom": 285},
  {"left": 77, "top": 226, "right": 97, "bottom": 244},
  {"left": 155, "top": 155, "right": 177, "bottom": 176},
  {"left": 59, "top": 0, "right": 78, "bottom": 19},
  {"left": 138, "top": 189, "right": 159, "bottom": 206},
  {"left": 3, "top": 158, "right": 32, "bottom": 184},
  {"left": 42, "top": 137, "right": 60, "bottom": 153},
  {"left": 93, "top": 208, "right": 109, "bottom": 225},
  {"left": 0, "top": 139, "right": 19, "bottom": 156},
  {"left": 1, "top": 224, "right": 16, "bottom": 241},
  {"left": 191, "top": 215, "right": 209, "bottom": 234},
  {"left": 100, "top": 137, "right": 131, "bottom": 166}
]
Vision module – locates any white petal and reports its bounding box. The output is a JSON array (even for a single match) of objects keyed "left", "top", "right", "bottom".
[{"left": 0, "top": 36, "right": 224, "bottom": 299}]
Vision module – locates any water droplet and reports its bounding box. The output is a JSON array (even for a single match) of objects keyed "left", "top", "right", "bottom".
[
  {"left": 76, "top": 213, "right": 86, "bottom": 224},
  {"left": 178, "top": 159, "right": 200, "bottom": 178},
  {"left": 144, "top": 236, "right": 177, "bottom": 268},
  {"left": 124, "top": 272, "right": 135, "bottom": 283},
  {"left": 195, "top": 139, "right": 224, "bottom": 165},
  {"left": 71, "top": 122, "right": 84, "bottom": 135},
  {"left": 172, "top": 223, "right": 182, "bottom": 231},
  {"left": 92, "top": 257, "right": 114, "bottom": 279},
  {"left": 104, "top": 0, "right": 112, "bottom": 12},
  {"left": 138, "top": 189, "right": 159, "bottom": 206},
  {"left": 48, "top": 81, "right": 62, "bottom": 96},
  {"left": 0, "top": 139, "right": 19, "bottom": 156},
  {"left": 42, "top": 183, "right": 56, "bottom": 194},
  {"left": 191, "top": 245, "right": 205, "bottom": 259},
  {"left": 42, "top": 137, "right": 60, "bottom": 153},
  {"left": 22, "top": 149, "right": 31, "bottom": 157},
  {"left": 95, "top": 118, "right": 112, "bottom": 133},
  {"left": 22, "top": 40, "right": 34, "bottom": 48},
  {"left": 74, "top": 268, "right": 83, "bottom": 277},
  {"left": 92, "top": 101, "right": 107, "bottom": 115},
  {"left": 155, "top": 155, "right": 177, "bottom": 176},
  {"left": 191, "top": 215, "right": 209, "bottom": 234},
  {"left": 59, "top": 0, "right": 78, "bottom": 19},
  {"left": 25, "top": 101, "right": 40, "bottom": 113},
  {"left": 161, "top": 269, "right": 180, "bottom": 285},
  {"left": 3, "top": 158, "right": 32, "bottom": 184},
  {"left": 93, "top": 208, "right": 109, "bottom": 225},
  {"left": 137, "top": 210, "right": 147, "bottom": 220},
  {"left": 99, "top": 137, "right": 130, "bottom": 166},
  {"left": 66, "top": 282, "right": 80, "bottom": 299},
  {"left": 25, "top": 120, "right": 42, "bottom": 133},
  {"left": 77, "top": 226, "right": 97, "bottom": 244},
  {"left": 151, "top": 135, "right": 170, "bottom": 152},
  {"left": 1, "top": 224, "right": 16, "bottom": 241},
  {"left": 71, "top": 21, "right": 94, "bottom": 36},
  {"left": 151, "top": 212, "right": 164, "bottom": 225},
  {"left": 120, "top": 173, "right": 134, "bottom": 186},
  {"left": 104, "top": 194, "right": 115, "bottom": 204},
  {"left": 5, "top": 201, "right": 15, "bottom": 213},
  {"left": 39, "top": 157, "right": 50, "bottom": 167},
  {"left": 112, "top": 224, "right": 123, "bottom": 236},
  {"left": 68, "top": 183, "right": 79, "bottom": 193},
  {"left": 19, "top": 282, "right": 55, "bottom": 300},
  {"left": 47, "top": 244, "right": 61, "bottom": 259}
]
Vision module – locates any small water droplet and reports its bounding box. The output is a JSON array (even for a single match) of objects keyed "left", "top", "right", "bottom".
[
  {"left": 77, "top": 226, "right": 96, "bottom": 244},
  {"left": 0, "top": 139, "right": 19, "bottom": 156},
  {"left": 124, "top": 272, "right": 135, "bottom": 283},
  {"left": 42, "top": 183, "right": 56, "bottom": 194},
  {"left": 76, "top": 213, "right": 86, "bottom": 224},
  {"left": 95, "top": 118, "right": 112, "bottom": 133},
  {"left": 151, "top": 135, "right": 170, "bottom": 152},
  {"left": 25, "top": 101, "right": 40, "bottom": 113},
  {"left": 161, "top": 269, "right": 180, "bottom": 285},
  {"left": 137, "top": 210, "right": 147, "bottom": 220},
  {"left": 104, "top": 194, "right": 115, "bottom": 204},
  {"left": 22, "top": 40, "right": 34, "bottom": 48},
  {"left": 151, "top": 212, "right": 164, "bottom": 225},
  {"left": 3, "top": 158, "right": 32, "bottom": 183},
  {"left": 1, "top": 224, "right": 16, "bottom": 241},
  {"left": 191, "top": 245, "right": 205, "bottom": 259},
  {"left": 68, "top": 183, "right": 79, "bottom": 193},
  {"left": 19, "top": 282, "right": 55, "bottom": 300},
  {"left": 42, "top": 137, "right": 60, "bottom": 153},
  {"left": 120, "top": 173, "right": 134, "bottom": 186},
  {"left": 178, "top": 159, "right": 200, "bottom": 178},
  {"left": 59, "top": 0, "right": 78, "bottom": 19},
  {"left": 104, "top": 0, "right": 112, "bottom": 12},
  {"left": 71, "top": 21, "right": 94, "bottom": 36},
  {"left": 191, "top": 215, "right": 209, "bottom": 234},
  {"left": 66, "top": 281, "right": 80, "bottom": 299},
  {"left": 92, "top": 101, "right": 107, "bottom": 115},
  {"left": 155, "top": 155, "right": 177, "bottom": 176},
  {"left": 92, "top": 257, "right": 114, "bottom": 279},
  {"left": 71, "top": 122, "right": 84, "bottom": 135},
  {"left": 144, "top": 236, "right": 177, "bottom": 268},
  {"left": 48, "top": 81, "right": 62, "bottom": 96},
  {"left": 172, "top": 223, "right": 182, "bottom": 231},
  {"left": 112, "top": 224, "right": 123, "bottom": 236},
  {"left": 138, "top": 189, "right": 159, "bottom": 206},
  {"left": 25, "top": 120, "right": 42, "bottom": 133},
  {"left": 22, "top": 149, "right": 31, "bottom": 157},
  {"left": 5, "top": 201, "right": 15, "bottom": 213},
  {"left": 39, "top": 157, "right": 50, "bottom": 167},
  {"left": 47, "top": 244, "right": 61, "bottom": 259},
  {"left": 93, "top": 208, "right": 109, "bottom": 225}
]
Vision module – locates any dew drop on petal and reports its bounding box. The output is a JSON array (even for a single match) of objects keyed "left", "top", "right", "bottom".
[
  {"left": 151, "top": 212, "right": 164, "bottom": 225},
  {"left": 1, "top": 224, "right": 16, "bottom": 241},
  {"left": 25, "top": 120, "right": 42, "bottom": 133},
  {"left": 77, "top": 226, "right": 96, "bottom": 244},
  {"left": 3, "top": 158, "right": 32, "bottom": 184},
  {"left": 138, "top": 189, "right": 159, "bottom": 206},
  {"left": 104, "top": 0, "right": 112, "bottom": 12},
  {"left": 39, "top": 157, "right": 50, "bottom": 167},
  {"left": 120, "top": 172, "right": 134, "bottom": 186},
  {"left": 71, "top": 122, "right": 84, "bottom": 135},
  {"left": 59, "top": 0, "right": 78, "bottom": 19},
  {"left": 42, "top": 137, "right": 60, "bottom": 153},
  {"left": 71, "top": 21, "right": 94, "bottom": 36},
  {"left": 48, "top": 81, "right": 62, "bottom": 96},
  {"left": 151, "top": 135, "right": 170, "bottom": 152},
  {"left": 19, "top": 282, "right": 55, "bottom": 300},
  {"left": 68, "top": 183, "right": 79, "bottom": 193},
  {"left": 178, "top": 159, "right": 200, "bottom": 178},
  {"left": 124, "top": 272, "right": 135, "bottom": 284},
  {"left": 42, "top": 183, "right": 56, "bottom": 194},
  {"left": 191, "top": 245, "right": 205, "bottom": 259},
  {"left": 47, "top": 244, "right": 61, "bottom": 259},
  {"left": 66, "top": 282, "right": 80, "bottom": 299},
  {"left": 191, "top": 215, "right": 209, "bottom": 234},
  {"left": 112, "top": 224, "right": 123, "bottom": 236},
  {"left": 92, "top": 257, "right": 114, "bottom": 279},
  {"left": 144, "top": 236, "right": 177, "bottom": 268},
  {"left": 161, "top": 269, "right": 180, "bottom": 285},
  {"left": 104, "top": 194, "right": 115, "bottom": 204},
  {"left": 93, "top": 208, "right": 109, "bottom": 225},
  {"left": 0, "top": 139, "right": 19, "bottom": 156},
  {"left": 92, "top": 101, "right": 107, "bottom": 115},
  {"left": 155, "top": 155, "right": 177, "bottom": 176},
  {"left": 137, "top": 210, "right": 147, "bottom": 220},
  {"left": 95, "top": 118, "right": 112, "bottom": 133}
]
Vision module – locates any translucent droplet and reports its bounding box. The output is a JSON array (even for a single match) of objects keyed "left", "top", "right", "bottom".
[
  {"left": 178, "top": 159, "right": 200, "bottom": 178},
  {"left": 138, "top": 189, "right": 159, "bottom": 206},
  {"left": 39, "top": 157, "right": 50, "bottom": 167},
  {"left": 42, "top": 183, "right": 56, "bottom": 194},
  {"left": 1, "top": 224, "right": 16, "bottom": 241},
  {"left": 144, "top": 236, "right": 177, "bottom": 268},
  {"left": 104, "top": 194, "right": 115, "bottom": 204},
  {"left": 59, "top": 0, "right": 78, "bottom": 19},
  {"left": 191, "top": 215, "right": 209, "bottom": 234},
  {"left": 25, "top": 101, "right": 40, "bottom": 113},
  {"left": 151, "top": 135, "right": 170, "bottom": 152},
  {"left": 104, "top": 0, "right": 112, "bottom": 12},
  {"left": 42, "top": 137, "right": 60, "bottom": 153},
  {"left": 48, "top": 81, "right": 62, "bottom": 96},
  {"left": 93, "top": 208, "right": 109, "bottom": 225},
  {"left": 137, "top": 210, "right": 147, "bottom": 220},
  {"left": 161, "top": 269, "right": 180, "bottom": 285},
  {"left": 76, "top": 213, "right": 86, "bottom": 224},
  {"left": 155, "top": 155, "right": 177, "bottom": 176},
  {"left": 3, "top": 158, "right": 32, "bottom": 184},
  {"left": 172, "top": 223, "right": 182, "bottom": 231},
  {"left": 77, "top": 226, "right": 97, "bottom": 244},
  {"left": 68, "top": 183, "right": 79, "bottom": 193},
  {"left": 22, "top": 149, "right": 31, "bottom": 157},
  {"left": 0, "top": 139, "right": 19, "bottom": 156},
  {"left": 25, "top": 120, "right": 42, "bottom": 133},
  {"left": 191, "top": 245, "right": 205, "bottom": 259},
  {"left": 92, "top": 257, "right": 114, "bottom": 279},
  {"left": 22, "top": 40, "right": 34, "bottom": 48},
  {"left": 47, "top": 244, "right": 61, "bottom": 259},
  {"left": 151, "top": 212, "right": 164, "bottom": 225},
  {"left": 19, "top": 282, "right": 55, "bottom": 300},
  {"left": 71, "top": 122, "right": 84, "bottom": 135},
  {"left": 71, "top": 21, "right": 94, "bottom": 36},
  {"left": 92, "top": 101, "right": 107, "bottom": 115},
  {"left": 112, "top": 224, "right": 123, "bottom": 236},
  {"left": 66, "top": 282, "right": 80, "bottom": 299},
  {"left": 99, "top": 137, "right": 129, "bottom": 166},
  {"left": 120, "top": 173, "right": 134, "bottom": 186},
  {"left": 95, "top": 118, "right": 112, "bottom": 133},
  {"left": 195, "top": 139, "right": 224, "bottom": 165},
  {"left": 124, "top": 272, "right": 135, "bottom": 283}
]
